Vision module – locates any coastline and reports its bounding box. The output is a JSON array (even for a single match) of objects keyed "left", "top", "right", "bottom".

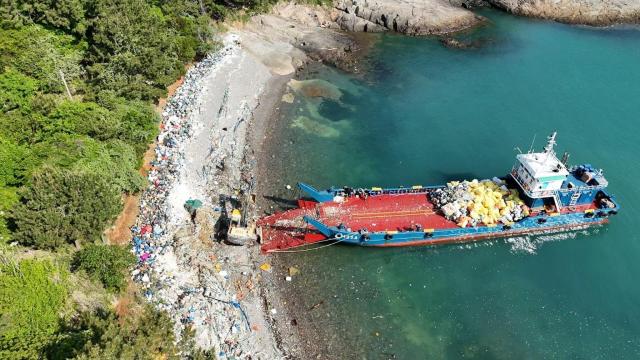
[
  {"left": 114, "top": 1, "right": 639, "bottom": 358},
  {"left": 123, "top": 5, "right": 376, "bottom": 356},
  {"left": 127, "top": 35, "right": 285, "bottom": 358}
]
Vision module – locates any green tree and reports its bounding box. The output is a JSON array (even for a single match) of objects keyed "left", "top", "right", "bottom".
[
  {"left": 30, "top": 135, "right": 145, "bottom": 193},
  {"left": 49, "top": 306, "right": 179, "bottom": 359},
  {"left": 84, "top": 0, "right": 184, "bottom": 100},
  {"left": 0, "top": 137, "right": 34, "bottom": 187},
  {"left": 72, "top": 244, "right": 136, "bottom": 292},
  {"left": 14, "top": 0, "right": 88, "bottom": 35},
  {"left": 0, "top": 70, "right": 48, "bottom": 144},
  {"left": 12, "top": 167, "right": 121, "bottom": 249},
  {"left": 0, "top": 187, "right": 18, "bottom": 242},
  {"left": 94, "top": 93, "right": 160, "bottom": 157},
  {"left": 0, "top": 258, "right": 68, "bottom": 359},
  {"left": 0, "top": 26, "right": 84, "bottom": 93},
  {"left": 45, "top": 100, "right": 121, "bottom": 141},
  {"left": 0, "top": 69, "right": 37, "bottom": 114}
]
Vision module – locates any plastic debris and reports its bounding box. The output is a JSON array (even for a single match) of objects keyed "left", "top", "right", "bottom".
[
  {"left": 259, "top": 263, "right": 272, "bottom": 272},
  {"left": 126, "top": 35, "right": 270, "bottom": 357},
  {"left": 288, "top": 267, "right": 300, "bottom": 276}
]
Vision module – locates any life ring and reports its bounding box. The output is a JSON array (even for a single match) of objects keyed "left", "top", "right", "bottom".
[{"left": 335, "top": 233, "right": 343, "bottom": 239}]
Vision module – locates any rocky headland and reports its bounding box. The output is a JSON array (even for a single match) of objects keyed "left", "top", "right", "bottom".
[
  {"left": 485, "top": 0, "right": 640, "bottom": 26},
  {"left": 332, "top": 0, "right": 485, "bottom": 34}
]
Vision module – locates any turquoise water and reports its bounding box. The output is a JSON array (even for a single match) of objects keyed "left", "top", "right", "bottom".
[{"left": 266, "top": 10, "right": 640, "bottom": 359}]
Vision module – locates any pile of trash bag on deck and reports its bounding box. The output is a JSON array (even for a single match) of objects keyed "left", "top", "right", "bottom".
[{"left": 430, "top": 178, "right": 530, "bottom": 227}]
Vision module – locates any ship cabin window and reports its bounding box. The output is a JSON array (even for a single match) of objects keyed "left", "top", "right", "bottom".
[{"left": 567, "top": 182, "right": 574, "bottom": 189}]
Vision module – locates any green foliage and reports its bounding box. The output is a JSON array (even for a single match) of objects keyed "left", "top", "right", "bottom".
[
  {"left": 49, "top": 305, "right": 179, "bottom": 359},
  {"left": 0, "top": 137, "right": 34, "bottom": 187},
  {"left": 0, "top": 26, "right": 84, "bottom": 93},
  {"left": 0, "top": 1, "right": 247, "bottom": 358},
  {"left": 0, "top": 70, "right": 38, "bottom": 114},
  {"left": 72, "top": 244, "right": 136, "bottom": 292},
  {"left": 0, "top": 258, "right": 68, "bottom": 359},
  {"left": 180, "top": 327, "right": 218, "bottom": 360},
  {"left": 83, "top": 0, "right": 185, "bottom": 100},
  {"left": 158, "top": 0, "right": 216, "bottom": 58},
  {"left": 12, "top": 167, "right": 121, "bottom": 249},
  {"left": 96, "top": 94, "right": 160, "bottom": 158},
  {"left": 72, "top": 139, "right": 147, "bottom": 193},
  {"left": 13, "top": 0, "right": 87, "bottom": 35},
  {"left": 45, "top": 100, "right": 121, "bottom": 141},
  {"left": 30, "top": 135, "right": 145, "bottom": 193},
  {"left": 0, "top": 187, "right": 18, "bottom": 242}
]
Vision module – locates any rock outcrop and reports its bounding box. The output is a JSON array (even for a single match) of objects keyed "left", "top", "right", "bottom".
[
  {"left": 333, "top": 0, "right": 484, "bottom": 35},
  {"left": 237, "top": 3, "right": 362, "bottom": 74},
  {"left": 486, "top": 0, "right": 640, "bottom": 25}
]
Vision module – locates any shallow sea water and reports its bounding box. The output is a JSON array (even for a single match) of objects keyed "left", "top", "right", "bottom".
[{"left": 266, "top": 9, "right": 640, "bottom": 359}]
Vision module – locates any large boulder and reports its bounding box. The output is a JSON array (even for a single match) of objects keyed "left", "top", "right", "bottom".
[
  {"left": 486, "top": 0, "right": 640, "bottom": 25},
  {"left": 333, "top": 0, "right": 484, "bottom": 35}
]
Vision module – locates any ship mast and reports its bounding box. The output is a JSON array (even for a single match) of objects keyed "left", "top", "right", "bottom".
[{"left": 544, "top": 131, "right": 557, "bottom": 159}]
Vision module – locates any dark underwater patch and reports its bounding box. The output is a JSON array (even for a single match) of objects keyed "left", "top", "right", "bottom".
[{"left": 318, "top": 98, "right": 353, "bottom": 121}]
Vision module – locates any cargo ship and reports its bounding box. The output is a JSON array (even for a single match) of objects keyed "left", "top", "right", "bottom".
[{"left": 257, "top": 132, "right": 619, "bottom": 252}]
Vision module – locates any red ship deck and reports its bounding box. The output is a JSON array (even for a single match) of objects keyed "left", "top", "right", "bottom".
[
  {"left": 318, "top": 193, "right": 457, "bottom": 231},
  {"left": 258, "top": 193, "right": 457, "bottom": 252}
]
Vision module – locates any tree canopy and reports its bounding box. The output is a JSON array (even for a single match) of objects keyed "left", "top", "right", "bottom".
[
  {"left": 12, "top": 167, "right": 121, "bottom": 249},
  {"left": 0, "top": 0, "right": 276, "bottom": 357},
  {"left": 73, "top": 244, "right": 136, "bottom": 292},
  {"left": 0, "top": 258, "right": 68, "bottom": 359}
]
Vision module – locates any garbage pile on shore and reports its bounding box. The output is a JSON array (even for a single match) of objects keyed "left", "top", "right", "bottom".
[
  {"left": 430, "top": 178, "right": 529, "bottom": 227},
  {"left": 128, "top": 36, "right": 261, "bottom": 356},
  {"left": 131, "top": 39, "right": 236, "bottom": 300}
]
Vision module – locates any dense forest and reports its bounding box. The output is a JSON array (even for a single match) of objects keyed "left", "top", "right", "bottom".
[{"left": 0, "top": 0, "right": 278, "bottom": 358}]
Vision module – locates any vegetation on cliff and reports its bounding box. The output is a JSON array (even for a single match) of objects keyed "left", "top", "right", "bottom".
[{"left": 0, "top": 0, "right": 265, "bottom": 358}]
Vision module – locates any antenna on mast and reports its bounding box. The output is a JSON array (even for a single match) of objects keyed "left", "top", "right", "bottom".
[
  {"left": 544, "top": 131, "right": 557, "bottom": 154},
  {"left": 544, "top": 131, "right": 558, "bottom": 161},
  {"left": 514, "top": 146, "right": 523, "bottom": 154},
  {"left": 527, "top": 134, "right": 537, "bottom": 154}
]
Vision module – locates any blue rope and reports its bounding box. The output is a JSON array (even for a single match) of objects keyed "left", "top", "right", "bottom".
[{"left": 211, "top": 298, "right": 251, "bottom": 330}]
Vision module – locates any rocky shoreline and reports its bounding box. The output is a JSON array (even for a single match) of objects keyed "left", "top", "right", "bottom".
[
  {"left": 124, "top": 5, "right": 374, "bottom": 357},
  {"left": 122, "top": 0, "right": 639, "bottom": 358},
  {"left": 486, "top": 0, "right": 640, "bottom": 26}
]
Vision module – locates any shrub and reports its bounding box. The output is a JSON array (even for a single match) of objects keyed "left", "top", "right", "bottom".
[
  {"left": 12, "top": 167, "right": 121, "bottom": 249},
  {"left": 0, "top": 187, "right": 19, "bottom": 243},
  {"left": 49, "top": 305, "right": 179, "bottom": 359},
  {"left": 0, "top": 137, "right": 34, "bottom": 187},
  {"left": 0, "top": 26, "right": 84, "bottom": 93},
  {"left": 72, "top": 244, "right": 135, "bottom": 292},
  {"left": 45, "top": 100, "right": 121, "bottom": 141},
  {"left": 0, "top": 258, "right": 68, "bottom": 359}
]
